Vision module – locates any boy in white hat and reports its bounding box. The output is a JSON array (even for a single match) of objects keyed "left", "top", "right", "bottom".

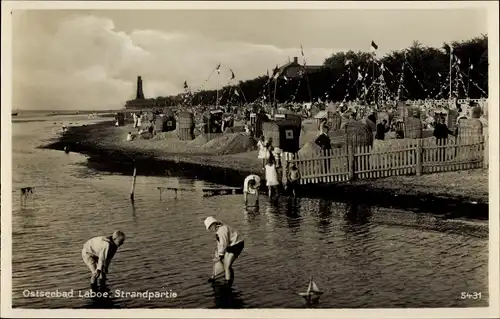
[
  {"left": 204, "top": 217, "right": 244, "bottom": 287},
  {"left": 82, "top": 231, "right": 126, "bottom": 289}
]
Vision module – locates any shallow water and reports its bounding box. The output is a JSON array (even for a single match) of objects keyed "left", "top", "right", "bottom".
[{"left": 11, "top": 115, "right": 489, "bottom": 308}]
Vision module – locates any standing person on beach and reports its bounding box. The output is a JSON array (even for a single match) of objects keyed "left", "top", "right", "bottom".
[
  {"left": 148, "top": 120, "right": 155, "bottom": 138},
  {"left": 243, "top": 174, "right": 261, "bottom": 207},
  {"left": 133, "top": 113, "right": 138, "bottom": 128},
  {"left": 126, "top": 132, "right": 133, "bottom": 141},
  {"left": 205, "top": 217, "right": 245, "bottom": 287},
  {"left": 81, "top": 231, "right": 126, "bottom": 290},
  {"left": 265, "top": 157, "right": 280, "bottom": 198},
  {"left": 137, "top": 113, "right": 143, "bottom": 128},
  {"left": 375, "top": 119, "right": 389, "bottom": 141}
]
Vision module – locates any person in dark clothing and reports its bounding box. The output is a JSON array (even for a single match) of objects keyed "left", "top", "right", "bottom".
[
  {"left": 315, "top": 124, "right": 332, "bottom": 172},
  {"left": 375, "top": 120, "right": 389, "bottom": 140},
  {"left": 433, "top": 116, "right": 454, "bottom": 140},
  {"left": 367, "top": 114, "right": 377, "bottom": 124},
  {"left": 315, "top": 130, "right": 332, "bottom": 151},
  {"left": 433, "top": 116, "right": 455, "bottom": 161},
  {"left": 148, "top": 121, "right": 155, "bottom": 138}
]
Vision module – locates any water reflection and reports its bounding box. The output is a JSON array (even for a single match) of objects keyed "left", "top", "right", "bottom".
[
  {"left": 316, "top": 200, "right": 333, "bottom": 235},
  {"left": 283, "top": 199, "right": 301, "bottom": 233},
  {"left": 264, "top": 206, "right": 277, "bottom": 230},
  {"left": 130, "top": 201, "right": 137, "bottom": 224},
  {"left": 211, "top": 283, "right": 246, "bottom": 309},
  {"left": 243, "top": 207, "right": 260, "bottom": 225},
  {"left": 344, "top": 201, "right": 373, "bottom": 231},
  {"left": 341, "top": 201, "right": 378, "bottom": 300},
  {"left": 18, "top": 207, "right": 37, "bottom": 230}
]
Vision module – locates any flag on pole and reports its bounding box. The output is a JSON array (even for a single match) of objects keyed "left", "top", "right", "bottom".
[
  {"left": 370, "top": 41, "right": 378, "bottom": 52},
  {"left": 183, "top": 81, "right": 188, "bottom": 90},
  {"left": 229, "top": 69, "right": 235, "bottom": 81},
  {"left": 216, "top": 63, "right": 221, "bottom": 74}
]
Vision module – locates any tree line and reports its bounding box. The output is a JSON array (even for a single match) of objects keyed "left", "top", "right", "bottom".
[{"left": 151, "top": 35, "right": 488, "bottom": 106}]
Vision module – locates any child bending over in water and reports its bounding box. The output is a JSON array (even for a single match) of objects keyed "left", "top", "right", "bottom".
[
  {"left": 82, "top": 231, "right": 125, "bottom": 290},
  {"left": 243, "top": 174, "right": 261, "bottom": 207},
  {"left": 205, "top": 217, "right": 245, "bottom": 287}
]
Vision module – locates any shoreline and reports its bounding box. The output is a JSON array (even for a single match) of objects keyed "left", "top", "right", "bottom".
[{"left": 39, "top": 120, "right": 489, "bottom": 219}]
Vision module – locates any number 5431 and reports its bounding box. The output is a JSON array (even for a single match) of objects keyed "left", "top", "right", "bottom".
[{"left": 461, "top": 292, "right": 482, "bottom": 300}]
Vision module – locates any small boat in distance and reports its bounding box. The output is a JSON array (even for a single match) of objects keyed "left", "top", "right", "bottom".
[
  {"left": 12, "top": 112, "right": 18, "bottom": 116},
  {"left": 298, "top": 276, "right": 323, "bottom": 304}
]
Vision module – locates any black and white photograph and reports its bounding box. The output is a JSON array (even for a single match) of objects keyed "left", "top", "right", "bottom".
[{"left": 1, "top": 1, "right": 499, "bottom": 317}]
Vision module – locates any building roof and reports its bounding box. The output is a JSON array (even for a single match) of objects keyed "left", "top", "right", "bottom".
[{"left": 277, "top": 57, "right": 322, "bottom": 77}]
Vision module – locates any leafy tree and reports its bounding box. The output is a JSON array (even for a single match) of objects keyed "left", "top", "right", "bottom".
[{"left": 142, "top": 35, "right": 488, "bottom": 107}]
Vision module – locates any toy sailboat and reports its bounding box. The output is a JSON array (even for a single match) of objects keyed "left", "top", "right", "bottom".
[{"left": 298, "top": 276, "right": 323, "bottom": 303}]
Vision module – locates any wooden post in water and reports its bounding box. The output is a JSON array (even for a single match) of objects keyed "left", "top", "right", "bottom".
[
  {"left": 416, "top": 139, "right": 423, "bottom": 176},
  {"left": 130, "top": 166, "right": 137, "bottom": 201},
  {"left": 348, "top": 145, "right": 355, "bottom": 180}
]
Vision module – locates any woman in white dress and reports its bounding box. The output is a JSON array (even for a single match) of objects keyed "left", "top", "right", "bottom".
[
  {"left": 265, "top": 157, "right": 279, "bottom": 198},
  {"left": 257, "top": 136, "right": 267, "bottom": 169},
  {"left": 137, "top": 113, "right": 143, "bottom": 128}
]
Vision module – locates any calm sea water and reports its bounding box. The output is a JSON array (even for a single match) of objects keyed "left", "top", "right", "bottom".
[{"left": 11, "top": 114, "right": 489, "bottom": 308}]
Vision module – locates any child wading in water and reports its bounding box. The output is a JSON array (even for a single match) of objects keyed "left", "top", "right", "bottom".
[
  {"left": 81, "top": 231, "right": 125, "bottom": 290},
  {"left": 265, "top": 157, "right": 279, "bottom": 198},
  {"left": 287, "top": 164, "right": 300, "bottom": 198},
  {"left": 257, "top": 136, "right": 267, "bottom": 169},
  {"left": 243, "top": 174, "right": 261, "bottom": 207},
  {"left": 205, "top": 217, "right": 245, "bottom": 287}
]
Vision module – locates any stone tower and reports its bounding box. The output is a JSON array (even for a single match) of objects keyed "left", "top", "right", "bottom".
[{"left": 136, "top": 76, "right": 145, "bottom": 100}]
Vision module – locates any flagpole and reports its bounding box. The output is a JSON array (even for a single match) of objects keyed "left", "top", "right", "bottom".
[
  {"left": 267, "top": 79, "right": 271, "bottom": 106},
  {"left": 467, "top": 58, "right": 471, "bottom": 98},
  {"left": 449, "top": 45, "right": 453, "bottom": 101},
  {"left": 238, "top": 86, "right": 248, "bottom": 104},
  {"left": 372, "top": 58, "right": 376, "bottom": 104},
  {"left": 266, "top": 70, "right": 272, "bottom": 107},
  {"left": 300, "top": 45, "right": 313, "bottom": 103},
  {"left": 216, "top": 76, "right": 219, "bottom": 108},
  {"left": 273, "top": 77, "right": 278, "bottom": 110}
]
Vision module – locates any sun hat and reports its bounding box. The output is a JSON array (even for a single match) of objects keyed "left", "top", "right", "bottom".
[{"left": 204, "top": 216, "right": 218, "bottom": 230}]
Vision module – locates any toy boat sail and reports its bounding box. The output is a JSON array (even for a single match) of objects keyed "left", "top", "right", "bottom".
[{"left": 298, "top": 276, "right": 323, "bottom": 303}]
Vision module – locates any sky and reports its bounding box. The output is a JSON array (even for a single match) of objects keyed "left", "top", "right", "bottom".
[{"left": 11, "top": 8, "right": 488, "bottom": 110}]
